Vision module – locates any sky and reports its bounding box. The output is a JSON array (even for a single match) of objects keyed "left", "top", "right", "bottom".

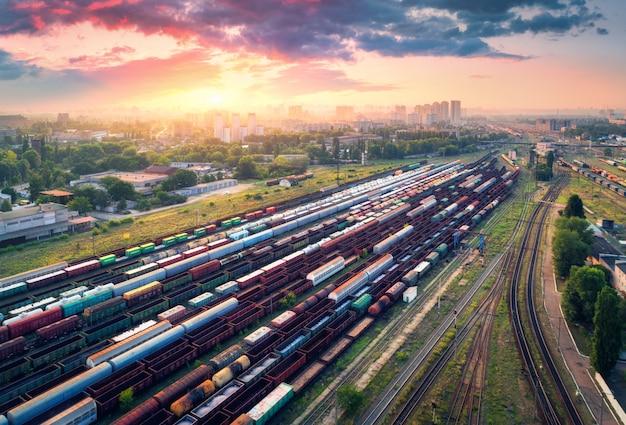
[{"left": 0, "top": 0, "right": 624, "bottom": 114}]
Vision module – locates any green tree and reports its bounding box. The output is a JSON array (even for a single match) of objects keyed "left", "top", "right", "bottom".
[
  {"left": 546, "top": 150, "right": 555, "bottom": 168},
  {"left": 590, "top": 264, "right": 612, "bottom": 286},
  {"left": 73, "top": 144, "right": 105, "bottom": 163},
  {"left": 108, "top": 180, "right": 137, "bottom": 201},
  {"left": 67, "top": 196, "right": 92, "bottom": 215},
  {"left": 202, "top": 174, "right": 217, "bottom": 183},
  {"left": 17, "top": 159, "right": 30, "bottom": 181},
  {"left": 22, "top": 149, "right": 42, "bottom": 170},
  {"left": 117, "top": 199, "right": 127, "bottom": 212},
  {"left": 561, "top": 266, "right": 607, "bottom": 323},
  {"left": 332, "top": 137, "right": 340, "bottom": 159},
  {"left": 161, "top": 169, "right": 198, "bottom": 191},
  {"left": 337, "top": 385, "right": 365, "bottom": 416},
  {"left": 562, "top": 282, "right": 583, "bottom": 322},
  {"left": 99, "top": 176, "right": 122, "bottom": 190},
  {"left": 235, "top": 155, "right": 259, "bottom": 179},
  {"left": 0, "top": 198, "right": 11, "bottom": 212},
  {"left": 562, "top": 194, "right": 585, "bottom": 218},
  {"left": 552, "top": 229, "right": 590, "bottom": 277},
  {"left": 555, "top": 216, "right": 594, "bottom": 245},
  {"left": 28, "top": 174, "right": 45, "bottom": 202},
  {"left": 209, "top": 151, "right": 225, "bottom": 163},
  {"left": 119, "top": 387, "right": 134, "bottom": 412},
  {"left": 0, "top": 159, "right": 18, "bottom": 184},
  {"left": 591, "top": 287, "right": 622, "bottom": 378}
]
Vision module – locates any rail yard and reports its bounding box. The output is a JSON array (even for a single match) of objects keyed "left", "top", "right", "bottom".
[{"left": 0, "top": 154, "right": 520, "bottom": 425}]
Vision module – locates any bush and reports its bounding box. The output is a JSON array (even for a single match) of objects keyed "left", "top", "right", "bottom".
[
  {"left": 120, "top": 217, "right": 134, "bottom": 224},
  {"left": 108, "top": 219, "right": 121, "bottom": 227},
  {"left": 92, "top": 230, "right": 100, "bottom": 236},
  {"left": 253, "top": 194, "right": 263, "bottom": 200}
]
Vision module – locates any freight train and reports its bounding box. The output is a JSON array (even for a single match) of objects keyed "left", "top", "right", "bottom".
[
  {"left": 560, "top": 158, "right": 626, "bottom": 198},
  {"left": 0, "top": 157, "right": 517, "bottom": 424}
]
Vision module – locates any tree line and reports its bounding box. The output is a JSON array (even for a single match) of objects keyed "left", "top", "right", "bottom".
[{"left": 554, "top": 194, "right": 624, "bottom": 378}]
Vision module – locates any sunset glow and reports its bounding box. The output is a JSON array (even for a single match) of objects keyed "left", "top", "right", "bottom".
[{"left": 0, "top": 0, "right": 623, "bottom": 113}]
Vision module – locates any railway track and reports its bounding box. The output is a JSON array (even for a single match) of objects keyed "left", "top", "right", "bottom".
[
  {"left": 304, "top": 183, "right": 516, "bottom": 425},
  {"left": 445, "top": 182, "right": 535, "bottom": 424},
  {"left": 508, "top": 172, "right": 584, "bottom": 425},
  {"left": 362, "top": 186, "right": 529, "bottom": 424}
]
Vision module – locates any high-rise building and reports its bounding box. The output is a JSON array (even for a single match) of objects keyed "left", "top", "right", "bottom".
[
  {"left": 214, "top": 113, "right": 224, "bottom": 141},
  {"left": 57, "top": 113, "right": 70, "bottom": 125},
  {"left": 232, "top": 113, "right": 240, "bottom": 142},
  {"left": 440, "top": 101, "right": 449, "bottom": 122},
  {"left": 389, "top": 105, "right": 407, "bottom": 125},
  {"left": 336, "top": 106, "right": 354, "bottom": 121},
  {"left": 288, "top": 105, "right": 303, "bottom": 120},
  {"left": 223, "top": 128, "right": 231, "bottom": 143},
  {"left": 247, "top": 113, "right": 257, "bottom": 138},
  {"left": 450, "top": 100, "right": 461, "bottom": 123}
]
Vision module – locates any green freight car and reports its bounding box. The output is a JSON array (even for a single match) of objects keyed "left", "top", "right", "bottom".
[
  {"left": 162, "top": 236, "right": 177, "bottom": 246},
  {"left": 194, "top": 227, "right": 207, "bottom": 237},
  {"left": 125, "top": 246, "right": 142, "bottom": 258},
  {"left": 99, "top": 254, "right": 116, "bottom": 267},
  {"left": 249, "top": 224, "right": 268, "bottom": 234},
  {"left": 82, "top": 315, "right": 131, "bottom": 343},
  {"left": 351, "top": 294, "right": 373, "bottom": 316},
  {"left": 247, "top": 383, "right": 294, "bottom": 425},
  {"left": 435, "top": 243, "right": 448, "bottom": 257},
  {"left": 28, "top": 334, "right": 86, "bottom": 368},
  {"left": 175, "top": 233, "right": 189, "bottom": 243},
  {"left": 140, "top": 242, "right": 156, "bottom": 254}
]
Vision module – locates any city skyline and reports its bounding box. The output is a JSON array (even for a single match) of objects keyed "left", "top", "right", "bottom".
[{"left": 0, "top": 0, "right": 624, "bottom": 113}]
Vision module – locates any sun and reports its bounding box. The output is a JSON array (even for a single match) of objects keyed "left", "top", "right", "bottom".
[
  {"left": 209, "top": 93, "right": 224, "bottom": 106},
  {"left": 154, "top": 88, "right": 231, "bottom": 110}
]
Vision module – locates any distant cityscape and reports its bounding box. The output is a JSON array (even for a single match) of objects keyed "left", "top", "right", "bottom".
[{"left": 0, "top": 101, "right": 624, "bottom": 145}]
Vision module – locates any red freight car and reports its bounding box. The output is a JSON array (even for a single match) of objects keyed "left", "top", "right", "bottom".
[
  {"left": 25, "top": 270, "right": 67, "bottom": 289},
  {"left": 65, "top": 259, "right": 101, "bottom": 278},
  {"left": 0, "top": 326, "right": 8, "bottom": 343},
  {"left": 385, "top": 282, "right": 406, "bottom": 302},
  {"left": 265, "top": 350, "right": 306, "bottom": 386},
  {"left": 111, "top": 398, "right": 160, "bottom": 425},
  {"left": 182, "top": 245, "right": 209, "bottom": 259},
  {"left": 36, "top": 315, "right": 80, "bottom": 340},
  {"left": 7, "top": 306, "right": 63, "bottom": 339},
  {"left": 244, "top": 210, "right": 263, "bottom": 220},
  {"left": 236, "top": 270, "right": 264, "bottom": 289},
  {"left": 189, "top": 260, "right": 221, "bottom": 281},
  {"left": 153, "top": 364, "right": 213, "bottom": 407},
  {"left": 368, "top": 295, "right": 391, "bottom": 316},
  {"left": 0, "top": 336, "right": 25, "bottom": 361}
]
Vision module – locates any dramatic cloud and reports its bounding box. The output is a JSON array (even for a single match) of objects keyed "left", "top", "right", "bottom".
[
  {"left": 256, "top": 63, "right": 396, "bottom": 97},
  {"left": 0, "top": 49, "right": 41, "bottom": 79},
  {"left": 0, "top": 0, "right": 607, "bottom": 61}
]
